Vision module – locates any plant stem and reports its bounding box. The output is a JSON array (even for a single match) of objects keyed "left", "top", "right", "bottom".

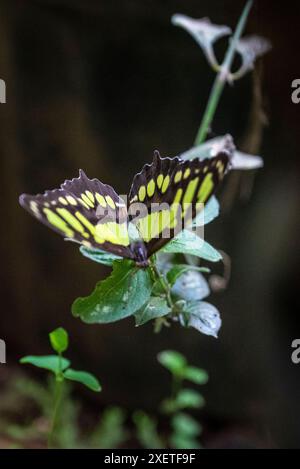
[
  {"left": 48, "top": 377, "right": 64, "bottom": 448},
  {"left": 150, "top": 263, "right": 173, "bottom": 309},
  {"left": 172, "top": 374, "right": 182, "bottom": 400},
  {"left": 48, "top": 352, "right": 64, "bottom": 448},
  {"left": 194, "top": 0, "right": 253, "bottom": 146},
  {"left": 150, "top": 262, "right": 175, "bottom": 333}
]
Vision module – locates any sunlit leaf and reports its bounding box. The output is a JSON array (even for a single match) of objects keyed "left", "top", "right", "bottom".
[
  {"left": 162, "top": 230, "right": 222, "bottom": 263},
  {"left": 49, "top": 327, "right": 69, "bottom": 354}
]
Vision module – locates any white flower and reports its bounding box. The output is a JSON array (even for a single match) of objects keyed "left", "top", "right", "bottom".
[
  {"left": 181, "top": 134, "right": 264, "bottom": 170},
  {"left": 172, "top": 14, "right": 231, "bottom": 71}
]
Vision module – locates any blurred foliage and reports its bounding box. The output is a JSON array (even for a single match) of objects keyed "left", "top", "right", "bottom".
[
  {"left": 0, "top": 374, "right": 79, "bottom": 448},
  {"left": 133, "top": 350, "right": 207, "bottom": 449},
  {"left": 0, "top": 373, "right": 128, "bottom": 449},
  {"left": 0, "top": 349, "right": 207, "bottom": 449},
  {"left": 133, "top": 411, "right": 165, "bottom": 449},
  {"left": 88, "top": 407, "right": 128, "bottom": 449}
]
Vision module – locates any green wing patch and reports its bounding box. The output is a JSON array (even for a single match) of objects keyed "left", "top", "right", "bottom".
[
  {"left": 19, "top": 170, "right": 133, "bottom": 259},
  {"left": 128, "top": 151, "right": 229, "bottom": 257}
]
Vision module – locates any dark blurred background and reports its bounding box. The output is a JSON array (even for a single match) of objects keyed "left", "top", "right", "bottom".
[{"left": 0, "top": 0, "right": 299, "bottom": 448}]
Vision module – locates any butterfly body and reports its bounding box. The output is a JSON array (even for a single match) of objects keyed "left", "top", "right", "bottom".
[{"left": 19, "top": 150, "right": 230, "bottom": 265}]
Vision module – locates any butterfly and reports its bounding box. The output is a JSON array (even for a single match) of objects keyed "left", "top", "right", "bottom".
[{"left": 19, "top": 150, "right": 230, "bottom": 267}]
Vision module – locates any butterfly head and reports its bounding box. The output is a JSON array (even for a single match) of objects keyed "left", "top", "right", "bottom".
[{"left": 130, "top": 240, "right": 149, "bottom": 268}]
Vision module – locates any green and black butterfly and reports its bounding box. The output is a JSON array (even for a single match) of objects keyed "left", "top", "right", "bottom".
[{"left": 19, "top": 150, "right": 230, "bottom": 267}]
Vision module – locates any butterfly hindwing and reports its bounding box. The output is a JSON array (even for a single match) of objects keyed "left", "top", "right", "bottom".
[
  {"left": 19, "top": 170, "right": 133, "bottom": 259},
  {"left": 128, "top": 151, "right": 229, "bottom": 257}
]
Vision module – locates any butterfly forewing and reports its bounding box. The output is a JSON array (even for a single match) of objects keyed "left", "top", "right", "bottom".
[
  {"left": 128, "top": 151, "right": 229, "bottom": 257},
  {"left": 19, "top": 170, "right": 134, "bottom": 259},
  {"left": 20, "top": 152, "right": 229, "bottom": 264}
]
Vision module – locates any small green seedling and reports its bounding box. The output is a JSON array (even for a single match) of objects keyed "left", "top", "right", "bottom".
[
  {"left": 133, "top": 410, "right": 164, "bottom": 449},
  {"left": 20, "top": 327, "right": 101, "bottom": 448},
  {"left": 158, "top": 350, "right": 208, "bottom": 449}
]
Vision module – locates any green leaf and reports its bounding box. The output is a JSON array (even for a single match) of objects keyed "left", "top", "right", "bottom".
[
  {"left": 49, "top": 327, "right": 69, "bottom": 353},
  {"left": 80, "top": 246, "right": 121, "bottom": 266},
  {"left": 72, "top": 260, "right": 152, "bottom": 324},
  {"left": 20, "top": 355, "right": 70, "bottom": 374},
  {"left": 133, "top": 411, "right": 164, "bottom": 449},
  {"left": 171, "top": 413, "right": 202, "bottom": 437},
  {"left": 90, "top": 407, "right": 128, "bottom": 449},
  {"left": 166, "top": 264, "right": 210, "bottom": 286},
  {"left": 157, "top": 350, "right": 187, "bottom": 375},
  {"left": 195, "top": 240, "right": 222, "bottom": 262},
  {"left": 161, "top": 230, "right": 222, "bottom": 262},
  {"left": 134, "top": 297, "right": 171, "bottom": 326},
  {"left": 152, "top": 279, "right": 166, "bottom": 296},
  {"left": 175, "top": 389, "right": 205, "bottom": 409},
  {"left": 183, "top": 366, "right": 208, "bottom": 385},
  {"left": 170, "top": 434, "right": 201, "bottom": 449},
  {"left": 64, "top": 368, "right": 101, "bottom": 392},
  {"left": 161, "top": 389, "right": 205, "bottom": 414}
]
